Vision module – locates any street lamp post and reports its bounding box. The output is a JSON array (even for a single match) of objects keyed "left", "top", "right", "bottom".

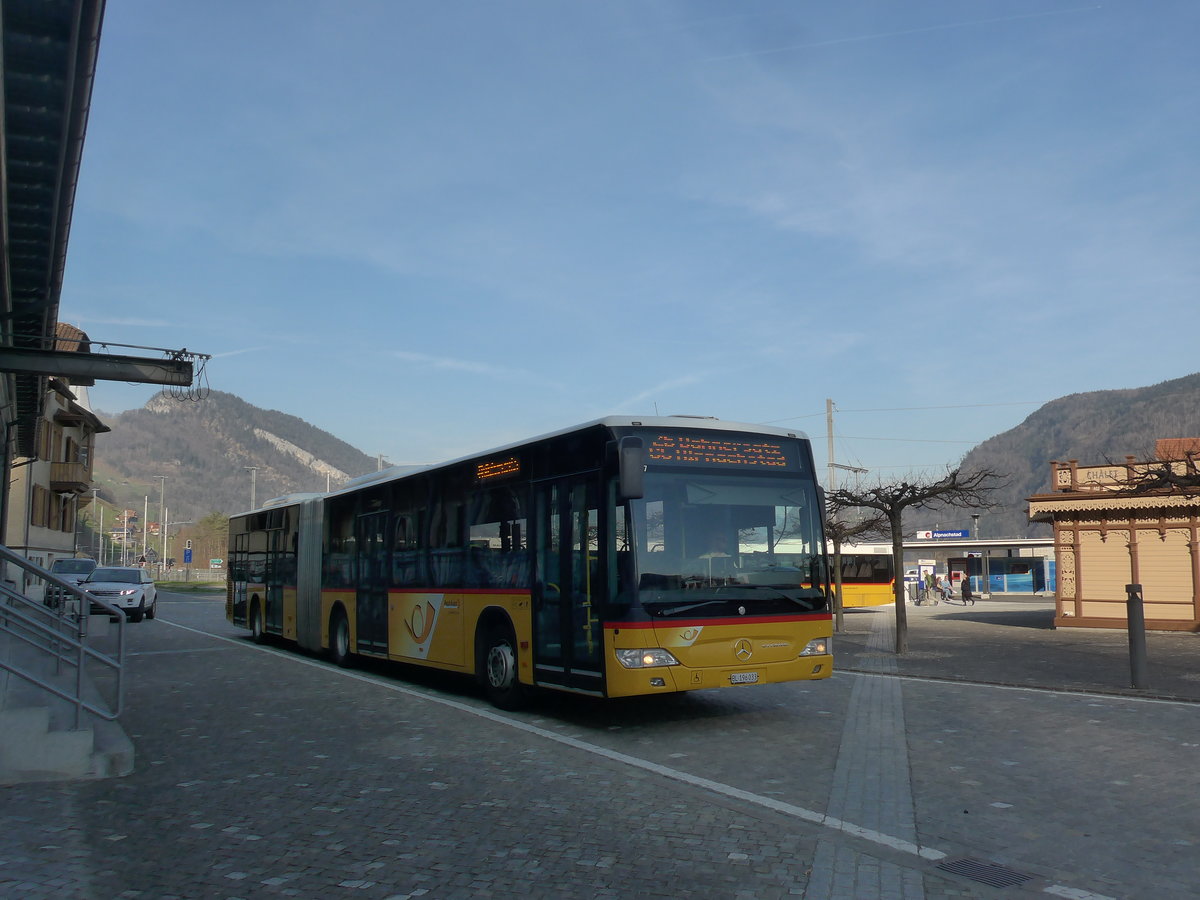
[
  {"left": 90, "top": 488, "right": 101, "bottom": 562},
  {"left": 245, "top": 466, "right": 258, "bottom": 510},
  {"left": 154, "top": 475, "right": 167, "bottom": 572},
  {"left": 970, "top": 514, "right": 982, "bottom": 594},
  {"left": 142, "top": 495, "right": 150, "bottom": 564}
]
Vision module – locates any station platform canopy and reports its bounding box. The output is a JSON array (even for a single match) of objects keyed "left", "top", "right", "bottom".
[{"left": 1, "top": 0, "right": 200, "bottom": 471}]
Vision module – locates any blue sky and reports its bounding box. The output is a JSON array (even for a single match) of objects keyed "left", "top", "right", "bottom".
[{"left": 63, "top": 0, "right": 1198, "bottom": 481}]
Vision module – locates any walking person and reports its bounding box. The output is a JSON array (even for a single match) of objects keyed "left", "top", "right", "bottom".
[{"left": 961, "top": 574, "right": 974, "bottom": 606}]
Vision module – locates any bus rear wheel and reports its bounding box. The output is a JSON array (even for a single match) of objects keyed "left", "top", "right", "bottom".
[
  {"left": 329, "top": 609, "right": 352, "bottom": 667},
  {"left": 483, "top": 627, "right": 525, "bottom": 710}
]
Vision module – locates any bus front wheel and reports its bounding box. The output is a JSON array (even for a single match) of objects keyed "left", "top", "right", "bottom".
[
  {"left": 483, "top": 627, "right": 525, "bottom": 710},
  {"left": 329, "top": 609, "right": 352, "bottom": 667}
]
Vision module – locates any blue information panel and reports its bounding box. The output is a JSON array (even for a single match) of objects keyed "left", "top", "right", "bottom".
[
  {"left": 183, "top": 548, "right": 193, "bottom": 564},
  {"left": 932, "top": 530, "right": 969, "bottom": 539}
]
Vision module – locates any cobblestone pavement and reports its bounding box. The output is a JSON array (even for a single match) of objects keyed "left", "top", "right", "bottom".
[
  {"left": 1, "top": 592, "right": 1197, "bottom": 899},
  {"left": 835, "top": 594, "right": 1200, "bottom": 702}
]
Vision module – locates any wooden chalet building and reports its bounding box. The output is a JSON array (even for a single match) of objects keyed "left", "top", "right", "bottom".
[{"left": 1028, "top": 439, "right": 1200, "bottom": 631}]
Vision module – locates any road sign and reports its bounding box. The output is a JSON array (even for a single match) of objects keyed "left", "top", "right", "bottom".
[
  {"left": 183, "top": 548, "right": 193, "bottom": 564},
  {"left": 210, "top": 558, "right": 223, "bottom": 568}
]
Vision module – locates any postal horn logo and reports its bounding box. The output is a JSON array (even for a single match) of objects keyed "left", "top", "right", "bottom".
[
  {"left": 405, "top": 601, "right": 436, "bottom": 644},
  {"left": 734, "top": 639, "right": 753, "bottom": 661}
]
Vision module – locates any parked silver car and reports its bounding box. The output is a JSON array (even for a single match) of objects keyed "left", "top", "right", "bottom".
[{"left": 82, "top": 566, "right": 158, "bottom": 622}]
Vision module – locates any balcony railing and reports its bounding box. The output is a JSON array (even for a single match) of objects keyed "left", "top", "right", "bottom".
[{"left": 50, "top": 461, "right": 90, "bottom": 493}]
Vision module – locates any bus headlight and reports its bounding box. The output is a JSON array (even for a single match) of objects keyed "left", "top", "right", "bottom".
[
  {"left": 799, "top": 638, "right": 830, "bottom": 657},
  {"left": 615, "top": 648, "right": 680, "bottom": 669}
]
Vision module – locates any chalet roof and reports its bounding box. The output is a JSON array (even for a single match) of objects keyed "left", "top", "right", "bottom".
[{"left": 1156, "top": 438, "right": 1200, "bottom": 460}]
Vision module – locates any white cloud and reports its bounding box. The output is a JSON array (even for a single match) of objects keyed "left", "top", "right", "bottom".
[
  {"left": 390, "top": 350, "right": 519, "bottom": 378},
  {"left": 608, "top": 373, "right": 710, "bottom": 413}
]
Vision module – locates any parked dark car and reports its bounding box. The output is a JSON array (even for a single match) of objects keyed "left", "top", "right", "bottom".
[{"left": 44, "top": 557, "right": 98, "bottom": 607}]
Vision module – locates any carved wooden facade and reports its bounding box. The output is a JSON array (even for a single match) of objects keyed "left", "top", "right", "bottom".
[{"left": 1028, "top": 441, "right": 1200, "bottom": 631}]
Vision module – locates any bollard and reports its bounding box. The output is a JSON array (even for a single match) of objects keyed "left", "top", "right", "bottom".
[{"left": 1125, "top": 584, "right": 1148, "bottom": 690}]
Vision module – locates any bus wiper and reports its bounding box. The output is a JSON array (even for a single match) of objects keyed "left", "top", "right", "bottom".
[
  {"left": 719, "top": 584, "right": 825, "bottom": 610},
  {"left": 650, "top": 600, "right": 730, "bottom": 617}
]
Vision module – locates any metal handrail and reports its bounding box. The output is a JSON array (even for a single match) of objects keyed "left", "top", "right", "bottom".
[{"left": 0, "top": 545, "right": 125, "bottom": 728}]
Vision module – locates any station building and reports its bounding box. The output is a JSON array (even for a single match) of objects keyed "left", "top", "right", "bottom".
[
  {"left": 849, "top": 535, "right": 1055, "bottom": 595},
  {"left": 1027, "top": 439, "right": 1200, "bottom": 632},
  {"left": 905, "top": 536, "right": 1055, "bottom": 594},
  {"left": 3, "top": 325, "right": 108, "bottom": 596}
]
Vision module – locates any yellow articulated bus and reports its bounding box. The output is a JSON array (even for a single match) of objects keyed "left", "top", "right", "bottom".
[
  {"left": 227, "top": 416, "right": 833, "bottom": 708},
  {"left": 835, "top": 551, "right": 897, "bottom": 608}
]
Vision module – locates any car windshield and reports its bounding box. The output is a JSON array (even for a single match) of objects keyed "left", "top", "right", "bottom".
[
  {"left": 52, "top": 559, "right": 95, "bottom": 574},
  {"left": 87, "top": 568, "right": 141, "bottom": 584},
  {"left": 627, "top": 471, "right": 829, "bottom": 616}
]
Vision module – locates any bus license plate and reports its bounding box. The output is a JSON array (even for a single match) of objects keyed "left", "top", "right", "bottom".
[{"left": 730, "top": 671, "right": 759, "bottom": 685}]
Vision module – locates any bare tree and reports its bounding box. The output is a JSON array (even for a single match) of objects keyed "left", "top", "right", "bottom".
[
  {"left": 824, "top": 505, "right": 889, "bottom": 633},
  {"left": 1083, "top": 449, "right": 1200, "bottom": 495},
  {"left": 1117, "top": 454, "right": 1200, "bottom": 494},
  {"left": 828, "top": 467, "right": 1005, "bottom": 653}
]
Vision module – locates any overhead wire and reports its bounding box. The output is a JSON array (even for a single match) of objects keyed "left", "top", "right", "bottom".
[
  {"left": 769, "top": 398, "right": 1046, "bottom": 476},
  {"left": 759, "top": 399, "right": 1046, "bottom": 425},
  {"left": 835, "top": 434, "right": 981, "bottom": 444}
]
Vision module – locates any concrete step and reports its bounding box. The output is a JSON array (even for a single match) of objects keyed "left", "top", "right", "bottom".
[
  {"left": 0, "top": 702, "right": 134, "bottom": 784},
  {"left": 0, "top": 706, "right": 96, "bottom": 781},
  {"left": 0, "top": 629, "right": 135, "bottom": 784}
]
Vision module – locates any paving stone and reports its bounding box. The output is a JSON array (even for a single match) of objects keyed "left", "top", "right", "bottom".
[{"left": 2, "top": 593, "right": 1197, "bottom": 898}]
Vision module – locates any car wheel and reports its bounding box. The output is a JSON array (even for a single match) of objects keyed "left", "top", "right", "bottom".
[
  {"left": 146, "top": 598, "right": 156, "bottom": 620},
  {"left": 483, "top": 625, "right": 525, "bottom": 710},
  {"left": 329, "top": 608, "right": 352, "bottom": 667},
  {"left": 129, "top": 600, "right": 145, "bottom": 623}
]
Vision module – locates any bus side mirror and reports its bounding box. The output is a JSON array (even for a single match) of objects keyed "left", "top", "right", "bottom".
[{"left": 618, "top": 437, "right": 645, "bottom": 500}]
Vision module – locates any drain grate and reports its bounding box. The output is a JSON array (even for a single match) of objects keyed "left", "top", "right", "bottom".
[{"left": 936, "top": 856, "right": 1035, "bottom": 888}]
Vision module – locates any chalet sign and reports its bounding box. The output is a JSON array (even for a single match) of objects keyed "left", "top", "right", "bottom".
[{"left": 1055, "top": 464, "right": 1128, "bottom": 491}]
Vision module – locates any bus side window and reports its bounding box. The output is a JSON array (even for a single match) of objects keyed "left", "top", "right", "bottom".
[
  {"left": 393, "top": 513, "right": 422, "bottom": 586},
  {"left": 429, "top": 495, "right": 465, "bottom": 587},
  {"left": 468, "top": 487, "right": 529, "bottom": 589},
  {"left": 609, "top": 500, "right": 635, "bottom": 609}
]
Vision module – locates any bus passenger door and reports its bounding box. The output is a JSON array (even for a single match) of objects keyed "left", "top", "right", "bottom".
[
  {"left": 355, "top": 511, "right": 389, "bottom": 654},
  {"left": 230, "top": 532, "right": 248, "bottom": 626},
  {"left": 266, "top": 530, "right": 285, "bottom": 634},
  {"left": 533, "top": 478, "right": 603, "bottom": 694}
]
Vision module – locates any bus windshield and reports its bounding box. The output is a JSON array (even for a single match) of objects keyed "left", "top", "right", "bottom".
[{"left": 626, "top": 470, "right": 829, "bottom": 617}]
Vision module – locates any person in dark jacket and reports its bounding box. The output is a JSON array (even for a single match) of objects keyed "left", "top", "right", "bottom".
[{"left": 960, "top": 575, "right": 974, "bottom": 605}]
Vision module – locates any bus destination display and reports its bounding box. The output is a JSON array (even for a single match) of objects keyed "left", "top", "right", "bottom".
[
  {"left": 643, "top": 433, "right": 798, "bottom": 470},
  {"left": 476, "top": 456, "right": 521, "bottom": 481}
]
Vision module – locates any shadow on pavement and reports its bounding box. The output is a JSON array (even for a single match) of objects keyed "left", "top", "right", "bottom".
[
  {"left": 925, "top": 607, "right": 1056, "bottom": 629},
  {"left": 835, "top": 597, "right": 1200, "bottom": 702}
]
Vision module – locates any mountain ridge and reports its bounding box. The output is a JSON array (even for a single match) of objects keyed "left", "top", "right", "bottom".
[
  {"left": 92, "top": 390, "right": 386, "bottom": 523},
  {"left": 917, "top": 371, "right": 1200, "bottom": 538},
  {"left": 91, "top": 375, "right": 1200, "bottom": 539}
]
